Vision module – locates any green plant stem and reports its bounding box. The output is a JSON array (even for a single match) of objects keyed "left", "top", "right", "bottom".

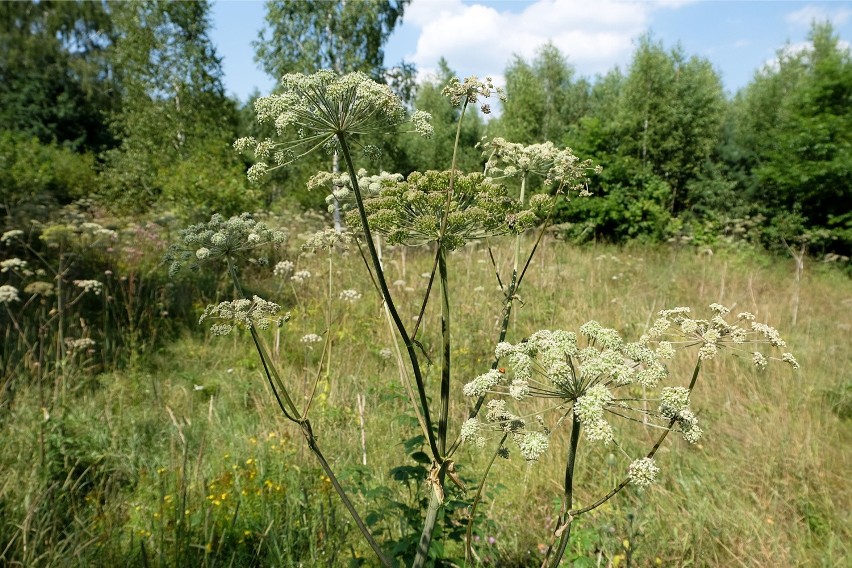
[
  {"left": 465, "top": 433, "right": 508, "bottom": 564},
  {"left": 337, "top": 132, "right": 441, "bottom": 461},
  {"left": 548, "top": 413, "right": 582, "bottom": 567},
  {"left": 413, "top": 100, "right": 469, "bottom": 568},
  {"left": 326, "top": 250, "right": 333, "bottom": 380},
  {"left": 300, "top": 421, "right": 393, "bottom": 567},
  {"left": 227, "top": 257, "right": 390, "bottom": 566},
  {"left": 438, "top": 246, "right": 451, "bottom": 456}
]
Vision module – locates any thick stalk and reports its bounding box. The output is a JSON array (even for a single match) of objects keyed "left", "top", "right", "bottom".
[
  {"left": 413, "top": 471, "right": 445, "bottom": 568},
  {"left": 326, "top": 251, "right": 333, "bottom": 380},
  {"left": 337, "top": 133, "right": 440, "bottom": 461},
  {"left": 438, "top": 246, "right": 451, "bottom": 456},
  {"left": 413, "top": 100, "right": 469, "bottom": 568}
]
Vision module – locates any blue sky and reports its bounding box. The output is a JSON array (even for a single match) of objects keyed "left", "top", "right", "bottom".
[{"left": 209, "top": 0, "right": 852, "bottom": 103}]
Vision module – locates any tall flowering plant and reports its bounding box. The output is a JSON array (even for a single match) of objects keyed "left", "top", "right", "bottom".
[{"left": 167, "top": 71, "right": 797, "bottom": 567}]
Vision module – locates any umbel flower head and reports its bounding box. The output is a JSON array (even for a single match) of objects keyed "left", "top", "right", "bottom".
[
  {"left": 441, "top": 75, "right": 506, "bottom": 113},
  {"left": 462, "top": 304, "right": 797, "bottom": 466},
  {"left": 199, "top": 296, "right": 289, "bottom": 336},
  {"left": 235, "top": 70, "right": 432, "bottom": 180},
  {"left": 345, "top": 170, "right": 550, "bottom": 250},
  {"left": 482, "top": 137, "right": 601, "bottom": 194},
  {"left": 165, "top": 213, "right": 287, "bottom": 277}
]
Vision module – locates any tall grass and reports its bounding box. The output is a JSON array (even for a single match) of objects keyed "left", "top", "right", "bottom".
[{"left": 0, "top": 238, "right": 848, "bottom": 566}]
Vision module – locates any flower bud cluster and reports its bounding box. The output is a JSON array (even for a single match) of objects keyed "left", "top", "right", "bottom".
[{"left": 199, "top": 296, "right": 288, "bottom": 336}]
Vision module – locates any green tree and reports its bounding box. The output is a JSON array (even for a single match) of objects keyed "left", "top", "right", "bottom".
[
  {"left": 558, "top": 38, "right": 725, "bottom": 241},
  {"left": 254, "top": 0, "right": 409, "bottom": 79},
  {"left": 618, "top": 35, "right": 725, "bottom": 214},
  {"left": 499, "top": 42, "right": 590, "bottom": 144},
  {"left": 101, "top": 0, "right": 253, "bottom": 215},
  {"left": 0, "top": 0, "right": 116, "bottom": 152},
  {"left": 733, "top": 22, "right": 852, "bottom": 251}
]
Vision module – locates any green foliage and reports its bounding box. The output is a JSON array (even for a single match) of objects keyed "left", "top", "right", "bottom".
[
  {"left": 254, "top": 0, "right": 409, "bottom": 78},
  {"left": 499, "top": 41, "right": 589, "bottom": 145},
  {"left": 0, "top": 1, "right": 117, "bottom": 152},
  {"left": 100, "top": 0, "right": 249, "bottom": 215},
  {"left": 547, "top": 37, "right": 726, "bottom": 242},
  {"left": 0, "top": 131, "right": 98, "bottom": 214},
  {"left": 618, "top": 35, "right": 725, "bottom": 214},
  {"left": 730, "top": 22, "right": 852, "bottom": 253}
]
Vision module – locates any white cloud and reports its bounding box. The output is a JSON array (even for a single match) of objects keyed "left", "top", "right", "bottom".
[
  {"left": 786, "top": 5, "right": 852, "bottom": 27},
  {"left": 403, "top": 0, "right": 684, "bottom": 85}
]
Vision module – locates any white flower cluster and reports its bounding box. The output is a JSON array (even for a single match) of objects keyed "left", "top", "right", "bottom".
[
  {"left": 235, "top": 70, "right": 431, "bottom": 180},
  {"left": 658, "top": 386, "right": 703, "bottom": 443},
  {"left": 65, "top": 337, "right": 96, "bottom": 351},
  {"left": 641, "top": 304, "right": 798, "bottom": 370},
  {"left": 273, "top": 260, "right": 294, "bottom": 277},
  {"left": 1, "top": 258, "right": 29, "bottom": 274},
  {"left": 628, "top": 458, "right": 660, "bottom": 488},
  {"left": 73, "top": 280, "right": 103, "bottom": 295},
  {"left": 482, "top": 137, "right": 600, "bottom": 194},
  {"left": 575, "top": 384, "right": 615, "bottom": 444},
  {"left": 199, "top": 296, "right": 287, "bottom": 336},
  {"left": 0, "top": 284, "right": 20, "bottom": 303},
  {"left": 338, "top": 289, "right": 362, "bottom": 303},
  {"left": 290, "top": 270, "right": 311, "bottom": 284},
  {"left": 441, "top": 75, "right": 506, "bottom": 113},
  {"left": 301, "top": 228, "right": 353, "bottom": 252},
  {"left": 1, "top": 229, "right": 24, "bottom": 244},
  {"left": 300, "top": 333, "right": 323, "bottom": 344}
]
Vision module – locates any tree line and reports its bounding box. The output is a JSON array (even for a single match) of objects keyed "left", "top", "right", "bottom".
[{"left": 1, "top": 0, "right": 849, "bottom": 256}]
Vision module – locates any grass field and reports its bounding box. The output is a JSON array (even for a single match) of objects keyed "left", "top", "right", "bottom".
[{"left": 1, "top": 237, "right": 849, "bottom": 567}]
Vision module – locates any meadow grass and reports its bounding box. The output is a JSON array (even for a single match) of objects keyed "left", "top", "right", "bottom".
[{"left": 1, "top": 238, "right": 849, "bottom": 566}]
